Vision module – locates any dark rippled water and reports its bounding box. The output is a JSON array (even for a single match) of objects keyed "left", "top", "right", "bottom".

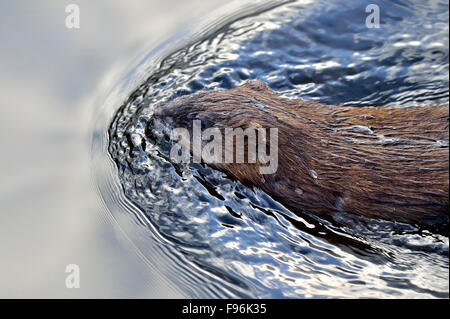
[{"left": 101, "top": 0, "right": 448, "bottom": 298}]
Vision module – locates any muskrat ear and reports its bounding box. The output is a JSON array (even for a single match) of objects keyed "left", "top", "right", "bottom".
[{"left": 241, "top": 79, "right": 270, "bottom": 92}]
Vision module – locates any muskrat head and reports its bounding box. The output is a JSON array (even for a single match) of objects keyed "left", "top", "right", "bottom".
[{"left": 151, "top": 80, "right": 326, "bottom": 211}]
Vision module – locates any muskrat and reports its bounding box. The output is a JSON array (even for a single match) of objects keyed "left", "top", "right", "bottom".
[{"left": 153, "top": 80, "right": 449, "bottom": 226}]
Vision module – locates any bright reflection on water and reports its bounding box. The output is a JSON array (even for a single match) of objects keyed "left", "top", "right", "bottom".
[{"left": 100, "top": 0, "right": 449, "bottom": 298}]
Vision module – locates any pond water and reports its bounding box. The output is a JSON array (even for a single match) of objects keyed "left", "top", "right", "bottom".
[{"left": 0, "top": 0, "right": 224, "bottom": 298}]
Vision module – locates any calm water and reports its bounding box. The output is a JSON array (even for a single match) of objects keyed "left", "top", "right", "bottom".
[
  {"left": 0, "top": 0, "right": 225, "bottom": 298},
  {"left": 96, "top": 0, "right": 449, "bottom": 298}
]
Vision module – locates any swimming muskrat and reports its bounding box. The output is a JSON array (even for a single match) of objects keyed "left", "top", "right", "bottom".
[{"left": 153, "top": 80, "right": 449, "bottom": 226}]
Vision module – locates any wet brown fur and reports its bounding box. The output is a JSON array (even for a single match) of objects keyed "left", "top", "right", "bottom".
[{"left": 154, "top": 80, "right": 449, "bottom": 225}]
